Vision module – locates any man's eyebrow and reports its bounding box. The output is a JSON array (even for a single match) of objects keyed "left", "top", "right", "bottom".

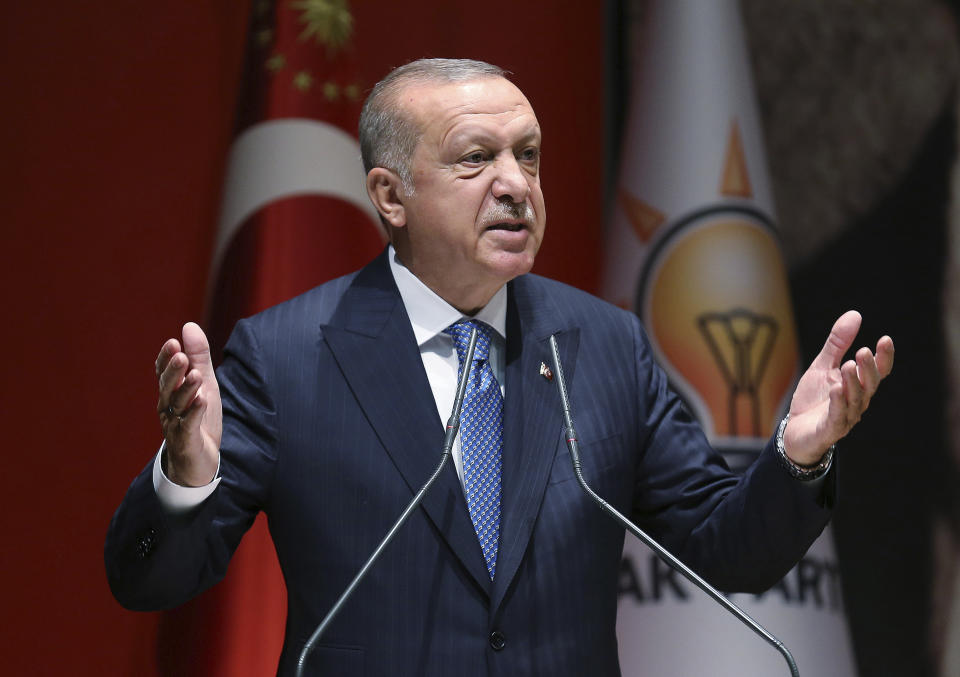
[
  {"left": 514, "top": 128, "right": 542, "bottom": 144},
  {"left": 445, "top": 126, "right": 542, "bottom": 148}
]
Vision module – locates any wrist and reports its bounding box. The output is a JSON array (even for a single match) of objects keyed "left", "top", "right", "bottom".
[
  {"left": 777, "top": 414, "right": 834, "bottom": 481},
  {"left": 163, "top": 446, "right": 218, "bottom": 487}
]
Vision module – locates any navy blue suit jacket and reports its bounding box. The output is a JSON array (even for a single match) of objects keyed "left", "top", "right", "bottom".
[{"left": 106, "top": 250, "right": 832, "bottom": 676}]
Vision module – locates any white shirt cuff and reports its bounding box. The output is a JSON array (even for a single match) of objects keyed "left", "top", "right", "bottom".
[{"left": 152, "top": 441, "right": 221, "bottom": 514}]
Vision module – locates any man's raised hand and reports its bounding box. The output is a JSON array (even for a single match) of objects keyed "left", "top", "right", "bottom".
[
  {"left": 155, "top": 322, "right": 222, "bottom": 486},
  {"left": 784, "top": 310, "right": 894, "bottom": 467}
]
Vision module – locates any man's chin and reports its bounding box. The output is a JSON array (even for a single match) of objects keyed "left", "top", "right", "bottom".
[{"left": 483, "top": 249, "right": 537, "bottom": 283}]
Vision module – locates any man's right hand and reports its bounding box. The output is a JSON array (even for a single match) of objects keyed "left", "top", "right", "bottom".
[{"left": 155, "top": 322, "right": 222, "bottom": 487}]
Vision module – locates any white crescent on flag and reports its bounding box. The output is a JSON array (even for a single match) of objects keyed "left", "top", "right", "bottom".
[{"left": 210, "top": 118, "right": 383, "bottom": 296}]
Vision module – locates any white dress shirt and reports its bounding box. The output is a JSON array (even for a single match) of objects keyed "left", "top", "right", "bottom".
[{"left": 153, "top": 245, "right": 506, "bottom": 512}]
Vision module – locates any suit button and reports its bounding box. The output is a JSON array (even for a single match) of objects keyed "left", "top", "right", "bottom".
[
  {"left": 136, "top": 528, "right": 158, "bottom": 559},
  {"left": 489, "top": 630, "right": 506, "bottom": 651}
]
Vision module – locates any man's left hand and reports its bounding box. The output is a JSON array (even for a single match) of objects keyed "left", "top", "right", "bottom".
[{"left": 784, "top": 310, "right": 894, "bottom": 466}]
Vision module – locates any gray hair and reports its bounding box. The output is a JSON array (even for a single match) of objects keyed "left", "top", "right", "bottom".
[{"left": 358, "top": 58, "right": 506, "bottom": 192}]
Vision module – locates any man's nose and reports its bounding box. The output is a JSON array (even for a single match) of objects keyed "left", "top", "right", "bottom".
[{"left": 491, "top": 154, "right": 531, "bottom": 203}]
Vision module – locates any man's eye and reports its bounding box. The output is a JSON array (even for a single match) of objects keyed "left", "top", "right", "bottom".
[
  {"left": 519, "top": 147, "right": 540, "bottom": 163},
  {"left": 463, "top": 152, "right": 486, "bottom": 164}
]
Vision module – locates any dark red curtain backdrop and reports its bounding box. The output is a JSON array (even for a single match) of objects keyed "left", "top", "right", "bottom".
[{"left": 0, "top": 2, "right": 603, "bottom": 674}]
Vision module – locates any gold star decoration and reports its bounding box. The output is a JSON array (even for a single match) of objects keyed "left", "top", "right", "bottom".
[
  {"left": 255, "top": 28, "right": 274, "bottom": 47},
  {"left": 265, "top": 53, "right": 286, "bottom": 72},
  {"left": 292, "top": 70, "right": 314, "bottom": 91},
  {"left": 322, "top": 81, "right": 340, "bottom": 100},
  {"left": 290, "top": 0, "right": 353, "bottom": 52},
  {"left": 344, "top": 83, "right": 361, "bottom": 101}
]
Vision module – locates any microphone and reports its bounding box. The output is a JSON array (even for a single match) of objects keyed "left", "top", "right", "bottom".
[
  {"left": 547, "top": 335, "right": 801, "bottom": 677},
  {"left": 295, "top": 326, "right": 479, "bottom": 677}
]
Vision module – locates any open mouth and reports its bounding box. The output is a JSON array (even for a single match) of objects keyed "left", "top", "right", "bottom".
[{"left": 485, "top": 222, "right": 525, "bottom": 232}]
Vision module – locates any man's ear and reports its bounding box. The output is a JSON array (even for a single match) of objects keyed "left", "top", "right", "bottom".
[{"left": 366, "top": 168, "right": 407, "bottom": 228}]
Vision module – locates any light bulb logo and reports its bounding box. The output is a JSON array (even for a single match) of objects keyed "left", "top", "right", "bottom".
[{"left": 637, "top": 208, "right": 798, "bottom": 452}]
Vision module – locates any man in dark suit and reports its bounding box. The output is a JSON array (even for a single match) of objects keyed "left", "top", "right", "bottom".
[{"left": 106, "top": 59, "right": 894, "bottom": 676}]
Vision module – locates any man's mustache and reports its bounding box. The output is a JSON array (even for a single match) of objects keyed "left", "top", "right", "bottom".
[{"left": 480, "top": 200, "right": 535, "bottom": 228}]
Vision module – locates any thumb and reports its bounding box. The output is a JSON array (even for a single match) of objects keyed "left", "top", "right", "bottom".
[
  {"left": 181, "top": 322, "right": 214, "bottom": 374},
  {"left": 814, "top": 310, "right": 862, "bottom": 370}
]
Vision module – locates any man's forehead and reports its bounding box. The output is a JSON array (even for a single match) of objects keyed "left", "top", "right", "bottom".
[{"left": 399, "top": 77, "right": 535, "bottom": 121}]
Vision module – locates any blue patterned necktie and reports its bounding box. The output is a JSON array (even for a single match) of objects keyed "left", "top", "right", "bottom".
[{"left": 444, "top": 320, "right": 503, "bottom": 580}]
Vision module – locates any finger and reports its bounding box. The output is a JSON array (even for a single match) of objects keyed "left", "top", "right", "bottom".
[
  {"left": 168, "top": 369, "right": 203, "bottom": 417},
  {"left": 841, "top": 359, "right": 864, "bottom": 420},
  {"left": 161, "top": 392, "right": 206, "bottom": 446},
  {"left": 813, "top": 310, "right": 862, "bottom": 370},
  {"left": 157, "top": 352, "right": 189, "bottom": 410},
  {"left": 179, "top": 390, "right": 207, "bottom": 429},
  {"left": 827, "top": 381, "right": 846, "bottom": 433},
  {"left": 155, "top": 338, "right": 182, "bottom": 379},
  {"left": 855, "top": 346, "right": 880, "bottom": 397},
  {"left": 875, "top": 335, "right": 895, "bottom": 378}
]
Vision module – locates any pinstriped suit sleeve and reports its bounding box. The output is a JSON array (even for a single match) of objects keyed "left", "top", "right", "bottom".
[
  {"left": 625, "top": 314, "right": 833, "bottom": 592},
  {"left": 105, "top": 318, "right": 278, "bottom": 611}
]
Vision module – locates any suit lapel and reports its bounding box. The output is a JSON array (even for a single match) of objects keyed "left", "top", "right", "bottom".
[
  {"left": 491, "top": 277, "right": 579, "bottom": 613},
  {"left": 321, "top": 253, "right": 492, "bottom": 595}
]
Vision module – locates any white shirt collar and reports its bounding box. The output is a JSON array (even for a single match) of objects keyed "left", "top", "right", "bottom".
[{"left": 387, "top": 245, "right": 507, "bottom": 345}]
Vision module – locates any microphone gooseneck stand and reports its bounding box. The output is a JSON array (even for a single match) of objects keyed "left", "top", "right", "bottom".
[
  {"left": 547, "top": 335, "right": 800, "bottom": 677},
  {"left": 295, "top": 327, "right": 479, "bottom": 677}
]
